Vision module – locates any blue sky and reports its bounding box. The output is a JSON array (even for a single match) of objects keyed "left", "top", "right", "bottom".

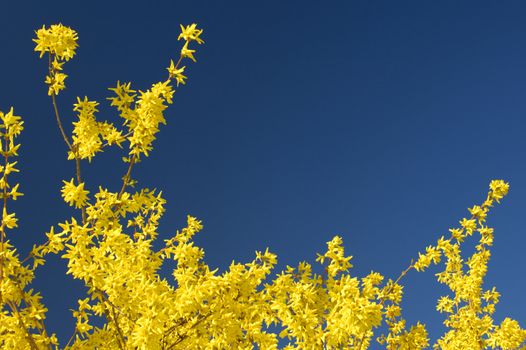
[{"left": 1, "top": 0, "right": 525, "bottom": 347}]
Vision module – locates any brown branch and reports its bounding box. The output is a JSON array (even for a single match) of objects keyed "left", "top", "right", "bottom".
[
  {"left": 47, "top": 54, "right": 87, "bottom": 225},
  {"left": 92, "top": 286, "right": 134, "bottom": 349},
  {"left": 96, "top": 287, "right": 137, "bottom": 324},
  {"left": 109, "top": 301, "right": 127, "bottom": 350},
  {"left": 0, "top": 134, "right": 9, "bottom": 305},
  {"left": 164, "top": 312, "right": 212, "bottom": 350},
  {"left": 100, "top": 297, "right": 126, "bottom": 350},
  {"left": 64, "top": 327, "right": 77, "bottom": 348},
  {"left": 6, "top": 300, "right": 39, "bottom": 350}
]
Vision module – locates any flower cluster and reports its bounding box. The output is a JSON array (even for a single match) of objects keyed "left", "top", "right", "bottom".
[
  {"left": 0, "top": 23, "right": 524, "bottom": 350},
  {"left": 0, "top": 108, "right": 59, "bottom": 348},
  {"left": 34, "top": 24, "right": 78, "bottom": 96},
  {"left": 405, "top": 180, "right": 526, "bottom": 349},
  {"left": 69, "top": 97, "right": 125, "bottom": 161},
  {"left": 33, "top": 23, "right": 78, "bottom": 61},
  {"left": 61, "top": 179, "right": 89, "bottom": 209}
]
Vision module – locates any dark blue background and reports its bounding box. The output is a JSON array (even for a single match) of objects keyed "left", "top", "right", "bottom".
[{"left": 1, "top": 0, "right": 525, "bottom": 347}]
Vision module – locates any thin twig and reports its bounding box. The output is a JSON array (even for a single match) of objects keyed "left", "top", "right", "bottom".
[
  {"left": 64, "top": 327, "right": 77, "bottom": 348},
  {"left": 48, "top": 54, "right": 86, "bottom": 224},
  {"left": 0, "top": 135, "right": 9, "bottom": 305}
]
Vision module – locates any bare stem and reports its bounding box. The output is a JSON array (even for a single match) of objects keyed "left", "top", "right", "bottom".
[
  {"left": 47, "top": 54, "right": 86, "bottom": 224},
  {"left": 64, "top": 327, "right": 77, "bottom": 348},
  {"left": 117, "top": 155, "right": 136, "bottom": 200},
  {"left": 0, "top": 135, "right": 9, "bottom": 305}
]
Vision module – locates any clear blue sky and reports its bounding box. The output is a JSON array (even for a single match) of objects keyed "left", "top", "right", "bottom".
[{"left": 1, "top": 0, "right": 525, "bottom": 347}]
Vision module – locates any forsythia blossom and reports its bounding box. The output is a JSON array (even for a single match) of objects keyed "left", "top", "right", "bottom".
[
  {"left": 34, "top": 24, "right": 78, "bottom": 96},
  {"left": 0, "top": 23, "right": 522, "bottom": 350},
  {"left": 44, "top": 72, "right": 68, "bottom": 96},
  {"left": 178, "top": 24, "right": 204, "bottom": 63},
  {"left": 70, "top": 96, "right": 125, "bottom": 161},
  {"left": 2, "top": 208, "right": 18, "bottom": 229},
  {"left": 33, "top": 23, "right": 78, "bottom": 60},
  {"left": 180, "top": 41, "right": 197, "bottom": 62},
  {"left": 61, "top": 178, "right": 89, "bottom": 208},
  {"left": 489, "top": 179, "right": 509, "bottom": 203},
  {"left": 178, "top": 23, "right": 205, "bottom": 44},
  {"left": 167, "top": 60, "right": 187, "bottom": 86}
]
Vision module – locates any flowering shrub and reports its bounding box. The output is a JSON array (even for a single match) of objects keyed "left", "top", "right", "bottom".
[{"left": 0, "top": 23, "right": 524, "bottom": 349}]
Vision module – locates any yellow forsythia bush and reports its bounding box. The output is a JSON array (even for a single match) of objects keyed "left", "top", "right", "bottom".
[{"left": 0, "top": 22, "right": 524, "bottom": 349}]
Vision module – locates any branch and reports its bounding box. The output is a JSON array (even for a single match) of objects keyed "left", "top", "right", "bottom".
[
  {"left": 47, "top": 53, "right": 87, "bottom": 224},
  {"left": 6, "top": 300, "right": 39, "bottom": 350}
]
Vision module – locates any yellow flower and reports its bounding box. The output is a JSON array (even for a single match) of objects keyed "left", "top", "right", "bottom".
[
  {"left": 70, "top": 97, "right": 103, "bottom": 161},
  {"left": 52, "top": 58, "right": 64, "bottom": 71},
  {"left": 181, "top": 41, "right": 197, "bottom": 62},
  {"left": 489, "top": 179, "right": 509, "bottom": 203},
  {"left": 178, "top": 23, "right": 204, "bottom": 44},
  {"left": 2, "top": 207, "right": 18, "bottom": 229},
  {"left": 468, "top": 205, "right": 486, "bottom": 221},
  {"left": 9, "top": 183, "right": 23, "bottom": 200},
  {"left": 436, "top": 296, "right": 454, "bottom": 313},
  {"left": 167, "top": 60, "right": 187, "bottom": 86},
  {"left": 45, "top": 72, "right": 68, "bottom": 95},
  {"left": 449, "top": 228, "right": 464, "bottom": 241},
  {"left": 107, "top": 81, "right": 136, "bottom": 112},
  {"left": 33, "top": 23, "right": 78, "bottom": 60},
  {"left": 459, "top": 218, "right": 476, "bottom": 235},
  {"left": 61, "top": 178, "right": 89, "bottom": 208}
]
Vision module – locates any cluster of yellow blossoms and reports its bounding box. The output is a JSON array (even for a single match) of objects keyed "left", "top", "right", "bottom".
[
  {"left": 33, "top": 24, "right": 78, "bottom": 96},
  {"left": 0, "top": 23, "right": 523, "bottom": 349}
]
